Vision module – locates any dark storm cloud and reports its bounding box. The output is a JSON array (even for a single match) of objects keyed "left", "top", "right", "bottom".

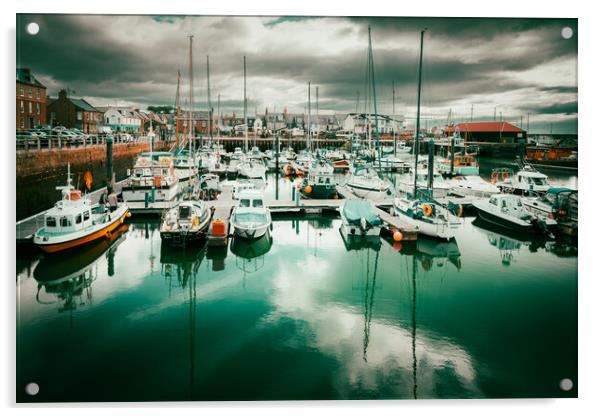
[
  {"left": 16, "top": 14, "right": 578, "bottom": 132},
  {"left": 520, "top": 101, "right": 578, "bottom": 115}
]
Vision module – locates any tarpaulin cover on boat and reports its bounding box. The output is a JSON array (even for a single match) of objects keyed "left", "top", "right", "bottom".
[{"left": 342, "top": 200, "right": 382, "bottom": 226}]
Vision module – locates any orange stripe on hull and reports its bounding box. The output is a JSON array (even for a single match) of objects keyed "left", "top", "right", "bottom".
[{"left": 39, "top": 211, "right": 129, "bottom": 253}]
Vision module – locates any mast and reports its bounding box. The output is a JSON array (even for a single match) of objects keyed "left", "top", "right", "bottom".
[
  {"left": 315, "top": 85, "right": 319, "bottom": 151},
  {"left": 188, "top": 35, "right": 194, "bottom": 187},
  {"left": 217, "top": 93, "right": 221, "bottom": 143},
  {"left": 244, "top": 56, "right": 248, "bottom": 153},
  {"left": 175, "top": 70, "right": 181, "bottom": 148},
  {"left": 413, "top": 29, "right": 426, "bottom": 198},
  {"left": 368, "top": 26, "right": 382, "bottom": 178},
  {"left": 392, "top": 80, "right": 396, "bottom": 157},
  {"left": 307, "top": 82, "right": 311, "bottom": 151},
  {"left": 206, "top": 55, "right": 212, "bottom": 146}
]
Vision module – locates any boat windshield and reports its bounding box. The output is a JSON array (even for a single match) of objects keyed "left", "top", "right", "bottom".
[
  {"left": 252, "top": 199, "right": 263, "bottom": 208},
  {"left": 529, "top": 177, "right": 548, "bottom": 186},
  {"left": 234, "top": 212, "right": 267, "bottom": 224}
]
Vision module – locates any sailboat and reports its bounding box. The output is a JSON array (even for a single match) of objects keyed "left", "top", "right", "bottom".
[
  {"left": 393, "top": 29, "right": 461, "bottom": 240},
  {"left": 160, "top": 36, "right": 213, "bottom": 246},
  {"left": 346, "top": 27, "right": 391, "bottom": 203}
]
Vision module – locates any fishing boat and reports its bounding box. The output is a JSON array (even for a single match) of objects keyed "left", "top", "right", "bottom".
[
  {"left": 447, "top": 174, "right": 500, "bottom": 198},
  {"left": 230, "top": 189, "right": 272, "bottom": 239},
  {"left": 472, "top": 194, "right": 556, "bottom": 234},
  {"left": 300, "top": 162, "right": 338, "bottom": 199},
  {"left": 522, "top": 187, "right": 577, "bottom": 236},
  {"left": 339, "top": 199, "right": 383, "bottom": 241},
  {"left": 33, "top": 167, "right": 130, "bottom": 253},
  {"left": 122, "top": 151, "right": 180, "bottom": 202},
  {"left": 392, "top": 29, "right": 461, "bottom": 241},
  {"left": 346, "top": 165, "right": 392, "bottom": 202},
  {"left": 160, "top": 200, "right": 213, "bottom": 246},
  {"left": 436, "top": 153, "right": 479, "bottom": 176},
  {"left": 396, "top": 168, "right": 451, "bottom": 199},
  {"left": 494, "top": 161, "right": 551, "bottom": 195}
]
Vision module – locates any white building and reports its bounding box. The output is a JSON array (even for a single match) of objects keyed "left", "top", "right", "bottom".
[
  {"left": 101, "top": 107, "right": 142, "bottom": 132},
  {"left": 342, "top": 113, "right": 405, "bottom": 135}
]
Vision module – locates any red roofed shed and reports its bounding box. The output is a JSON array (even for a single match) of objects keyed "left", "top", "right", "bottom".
[{"left": 454, "top": 121, "right": 526, "bottom": 143}]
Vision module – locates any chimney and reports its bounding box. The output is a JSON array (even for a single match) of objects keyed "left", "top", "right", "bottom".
[{"left": 58, "top": 89, "right": 67, "bottom": 100}]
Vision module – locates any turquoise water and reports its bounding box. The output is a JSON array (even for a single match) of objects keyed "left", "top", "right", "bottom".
[{"left": 16, "top": 162, "right": 578, "bottom": 402}]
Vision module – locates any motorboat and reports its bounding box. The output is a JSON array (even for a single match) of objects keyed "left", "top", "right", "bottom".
[
  {"left": 346, "top": 165, "right": 392, "bottom": 202},
  {"left": 495, "top": 163, "right": 551, "bottom": 195},
  {"left": 396, "top": 168, "right": 451, "bottom": 199},
  {"left": 33, "top": 166, "right": 130, "bottom": 253},
  {"left": 522, "top": 187, "right": 577, "bottom": 236},
  {"left": 122, "top": 151, "right": 179, "bottom": 202},
  {"left": 300, "top": 162, "right": 338, "bottom": 199},
  {"left": 393, "top": 193, "right": 460, "bottom": 240},
  {"left": 230, "top": 189, "right": 272, "bottom": 239},
  {"left": 160, "top": 200, "right": 213, "bottom": 246},
  {"left": 238, "top": 159, "right": 267, "bottom": 180},
  {"left": 339, "top": 199, "right": 383, "bottom": 241},
  {"left": 447, "top": 174, "right": 500, "bottom": 198},
  {"left": 472, "top": 194, "right": 556, "bottom": 234},
  {"left": 199, "top": 173, "right": 221, "bottom": 200}
]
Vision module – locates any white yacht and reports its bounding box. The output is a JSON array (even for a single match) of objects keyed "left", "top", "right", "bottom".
[
  {"left": 396, "top": 168, "right": 451, "bottom": 199},
  {"left": 122, "top": 152, "right": 179, "bottom": 202},
  {"left": 230, "top": 189, "right": 272, "bottom": 239},
  {"left": 393, "top": 194, "right": 461, "bottom": 240},
  {"left": 346, "top": 165, "right": 392, "bottom": 202},
  {"left": 447, "top": 175, "right": 500, "bottom": 198},
  {"left": 496, "top": 164, "right": 551, "bottom": 195},
  {"left": 238, "top": 159, "right": 267, "bottom": 180}
]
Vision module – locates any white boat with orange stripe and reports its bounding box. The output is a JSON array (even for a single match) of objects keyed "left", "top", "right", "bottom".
[{"left": 33, "top": 167, "right": 130, "bottom": 254}]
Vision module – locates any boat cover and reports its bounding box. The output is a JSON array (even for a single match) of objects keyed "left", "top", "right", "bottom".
[{"left": 342, "top": 200, "right": 382, "bottom": 226}]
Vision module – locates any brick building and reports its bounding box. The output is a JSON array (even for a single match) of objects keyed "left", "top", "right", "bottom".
[
  {"left": 16, "top": 68, "right": 47, "bottom": 130},
  {"left": 47, "top": 90, "right": 102, "bottom": 134}
]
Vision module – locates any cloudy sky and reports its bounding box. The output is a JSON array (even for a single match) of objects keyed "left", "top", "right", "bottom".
[{"left": 16, "top": 14, "right": 577, "bottom": 133}]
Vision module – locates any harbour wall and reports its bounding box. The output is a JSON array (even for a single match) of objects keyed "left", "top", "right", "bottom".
[{"left": 16, "top": 141, "right": 168, "bottom": 221}]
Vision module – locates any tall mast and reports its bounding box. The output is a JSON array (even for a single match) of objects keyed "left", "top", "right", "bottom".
[
  {"left": 175, "top": 70, "right": 181, "bottom": 149},
  {"left": 243, "top": 55, "right": 248, "bottom": 153},
  {"left": 307, "top": 82, "right": 311, "bottom": 151},
  {"left": 206, "top": 55, "right": 212, "bottom": 145},
  {"left": 217, "top": 93, "right": 221, "bottom": 143},
  {"left": 368, "top": 26, "right": 382, "bottom": 178},
  {"left": 413, "top": 29, "right": 426, "bottom": 198},
  {"left": 392, "top": 80, "right": 396, "bottom": 157},
  {"left": 315, "top": 85, "right": 319, "bottom": 151},
  {"left": 188, "top": 35, "right": 194, "bottom": 157}
]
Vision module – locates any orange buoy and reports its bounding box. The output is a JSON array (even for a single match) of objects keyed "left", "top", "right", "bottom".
[
  {"left": 304, "top": 185, "right": 313, "bottom": 194},
  {"left": 422, "top": 204, "right": 433, "bottom": 217},
  {"left": 393, "top": 230, "right": 403, "bottom": 242}
]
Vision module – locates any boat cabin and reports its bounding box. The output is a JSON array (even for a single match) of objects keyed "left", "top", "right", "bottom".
[
  {"left": 238, "top": 190, "right": 265, "bottom": 208},
  {"left": 516, "top": 170, "right": 549, "bottom": 187},
  {"left": 43, "top": 192, "right": 96, "bottom": 235},
  {"left": 488, "top": 194, "right": 524, "bottom": 212}
]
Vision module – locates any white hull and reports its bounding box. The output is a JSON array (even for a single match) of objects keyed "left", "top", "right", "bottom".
[
  {"left": 393, "top": 199, "right": 460, "bottom": 240},
  {"left": 340, "top": 219, "right": 381, "bottom": 238},
  {"left": 122, "top": 182, "right": 180, "bottom": 202},
  {"left": 232, "top": 223, "right": 270, "bottom": 239},
  {"left": 347, "top": 184, "right": 390, "bottom": 202}
]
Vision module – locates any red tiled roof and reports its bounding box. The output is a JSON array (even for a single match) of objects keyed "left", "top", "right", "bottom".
[{"left": 455, "top": 122, "right": 525, "bottom": 133}]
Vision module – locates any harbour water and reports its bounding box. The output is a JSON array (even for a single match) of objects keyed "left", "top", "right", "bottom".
[{"left": 16, "top": 161, "right": 577, "bottom": 402}]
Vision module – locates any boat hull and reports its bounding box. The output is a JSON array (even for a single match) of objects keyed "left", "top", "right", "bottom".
[
  {"left": 34, "top": 209, "right": 129, "bottom": 253},
  {"left": 474, "top": 205, "right": 539, "bottom": 233},
  {"left": 300, "top": 185, "right": 338, "bottom": 199},
  {"left": 347, "top": 184, "right": 391, "bottom": 202},
  {"left": 232, "top": 223, "right": 270, "bottom": 240},
  {"left": 122, "top": 183, "right": 180, "bottom": 202}
]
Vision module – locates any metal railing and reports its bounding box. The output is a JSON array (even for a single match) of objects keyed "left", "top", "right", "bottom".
[{"left": 16, "top": 133, "right": 174, "bottom": 152}]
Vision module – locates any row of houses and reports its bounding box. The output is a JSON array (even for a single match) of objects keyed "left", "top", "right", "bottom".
[{"left": 17, "top": 68, "right": 531, "bottom": 143}]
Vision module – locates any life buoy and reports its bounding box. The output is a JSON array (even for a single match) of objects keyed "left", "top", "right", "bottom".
[
  {"left": 502, "top": 171, "right": 508, "bottom": 180},
  {"left": 422, "top": 203, "right": 433, "bottom": 217}
]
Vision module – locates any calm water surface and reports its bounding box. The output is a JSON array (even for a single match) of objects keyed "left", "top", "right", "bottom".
[{"left": 16, "top": 160, "right": 577, "bottom": 402}]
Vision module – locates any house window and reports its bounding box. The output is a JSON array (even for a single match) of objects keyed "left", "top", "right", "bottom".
[
  {"left": 28, "top": 88, "right": 32, "bottom": 98},
  {"left": 20, "top": 118, "right": 24, "bottom": 128},
  {"left": 19, "top": 85, "right": 24, "bottom": 96},
  {"left": 36, "top": 88, "right": 40, "bottom": 99},
  {"left": 20, "top": 101, "right": 24, "bottom": 113},
  {"left": 36, "top": 103, "right": 40, "bottom": 114},
  {"left": 28, "top": 102, "right": 32, "bottom": 113},
  {"left": 77, "top": 111, "right": 82, "bottom": 120}
]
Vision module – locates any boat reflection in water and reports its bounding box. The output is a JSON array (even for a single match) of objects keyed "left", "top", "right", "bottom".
[
  {"left": 159, "top": 244, "right": 206, "bottom": 290},
  {"left": 230, "top": 233, "right": 273, "bottom": 277},
  {"left": 33, "top": 224, "right": 129, "bottom": 314}
]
